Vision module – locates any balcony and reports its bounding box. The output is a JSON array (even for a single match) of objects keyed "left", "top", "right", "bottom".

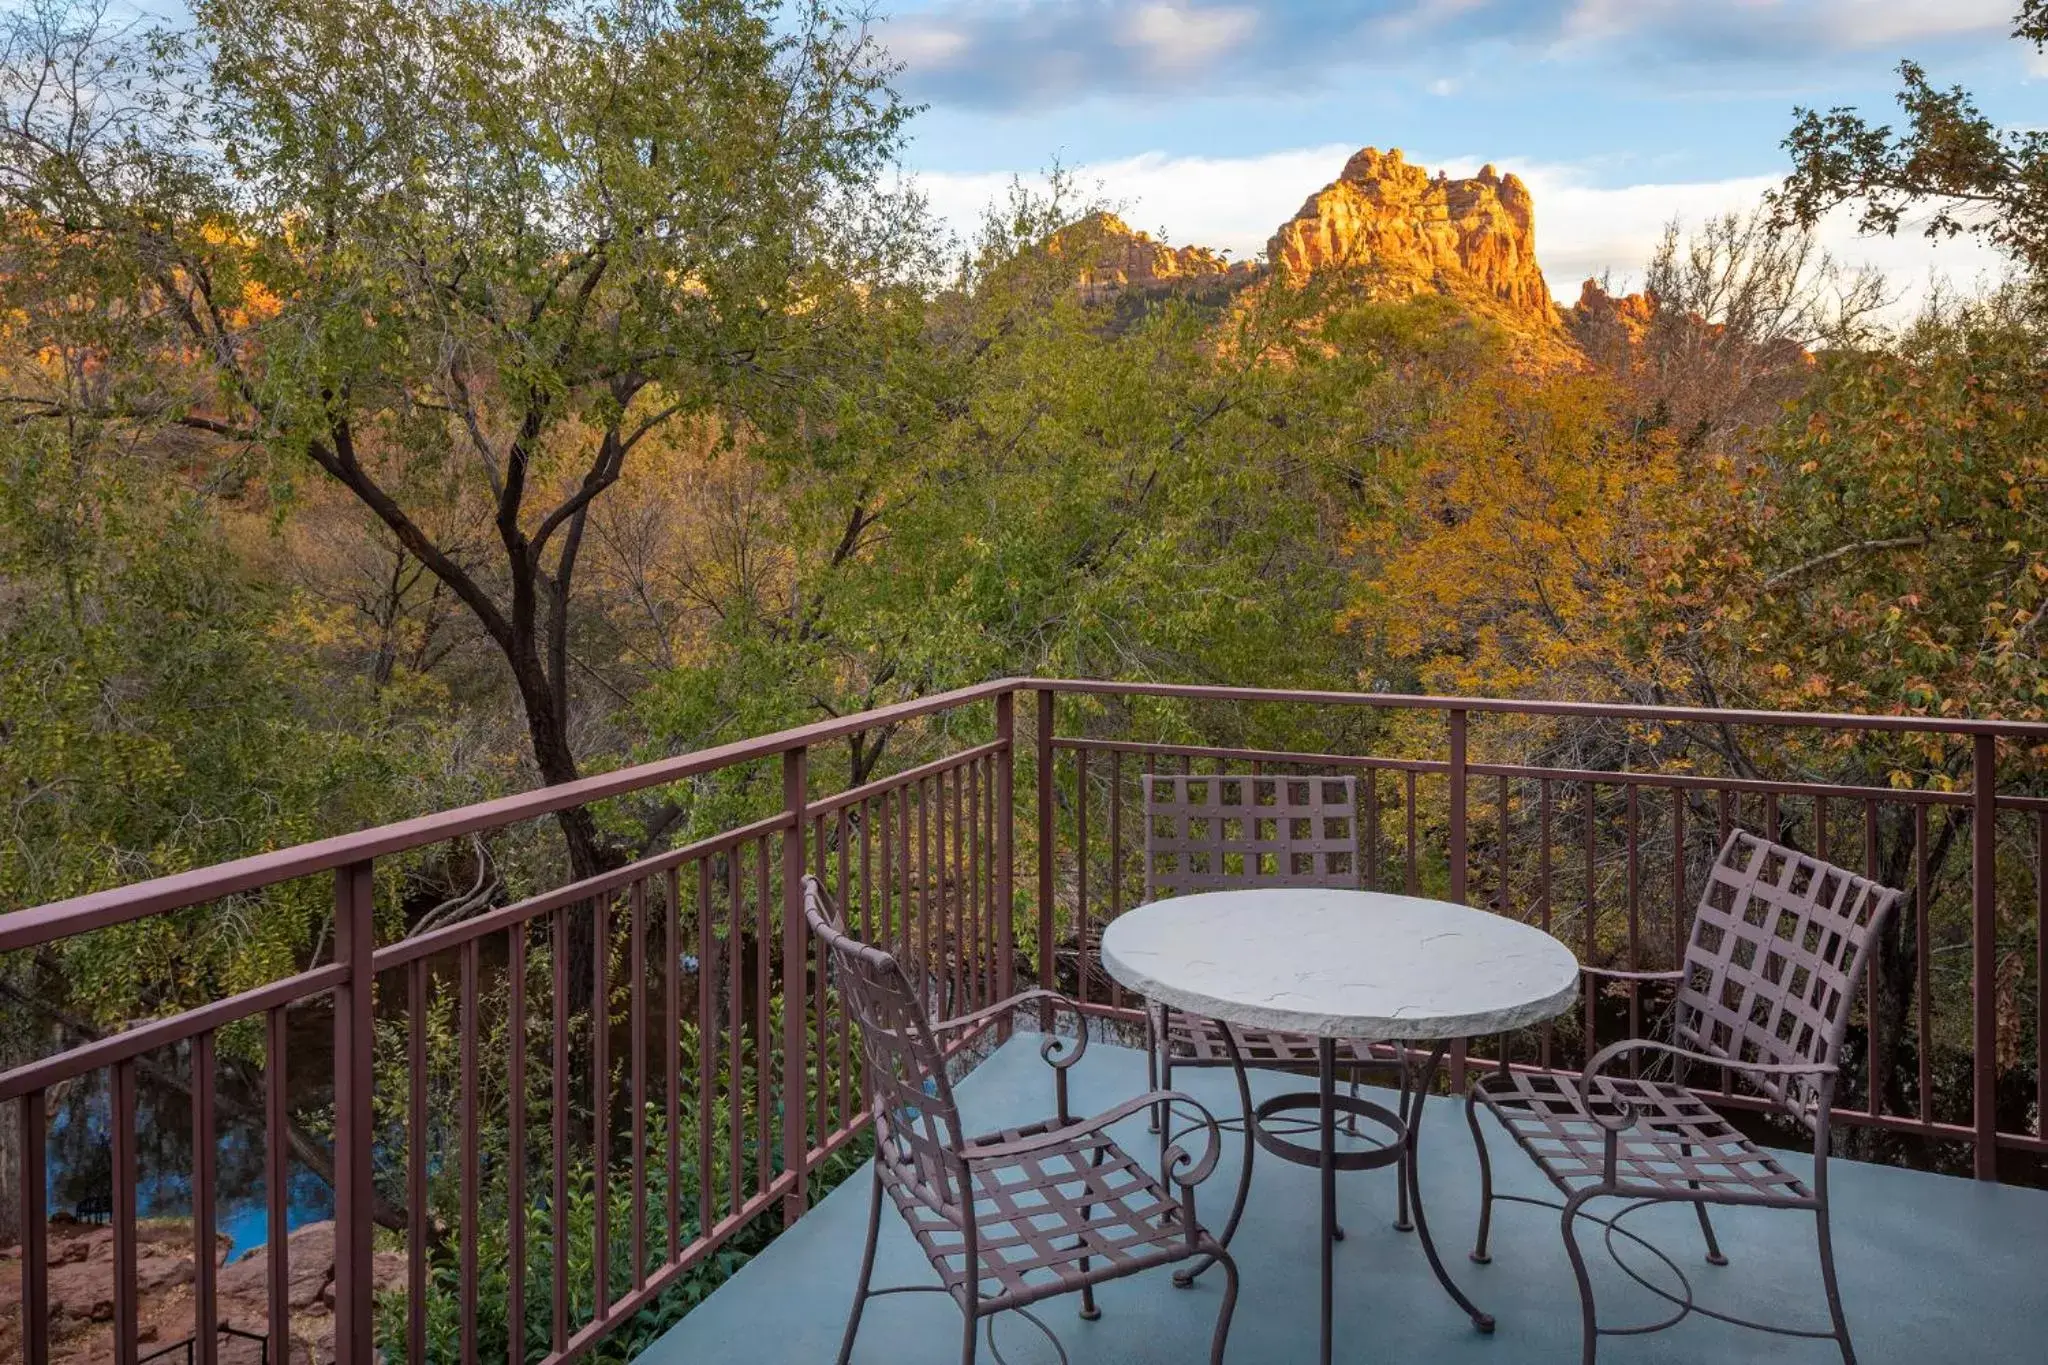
[
  {"left": 645, "top": 1032, "right": 2048, "bottom": 1364},
  {"left": 3, "top": 679, "right": 2045, "bottom": 1363}
]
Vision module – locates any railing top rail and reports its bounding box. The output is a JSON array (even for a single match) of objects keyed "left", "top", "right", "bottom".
[
  {"left": 1036, "top": 678, "right": 2048, "bottom": 739},
  {"left": 0, "top": 678, "right": 1018, "bottom": 952}
]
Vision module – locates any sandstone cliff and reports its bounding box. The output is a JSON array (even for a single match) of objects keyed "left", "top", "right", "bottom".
[
  {"left": 1050, "top": 212, "right": 1259, "bottom": 304},
  {"left": 1266, "top": 148, "right": 1555, "bottom": 328}
]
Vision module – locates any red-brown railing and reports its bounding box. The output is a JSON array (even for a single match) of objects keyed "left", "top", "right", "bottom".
[{"left": 3, "top": 679, "right": 2043, "bottom": 1363}]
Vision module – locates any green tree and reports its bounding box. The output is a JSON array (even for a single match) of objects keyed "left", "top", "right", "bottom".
[
  {"left": 0, "top": 0, "right": 920, "bottom": 878},
  {"left": 1777, "top": 1, "right": 2048, "bottom": 290}
]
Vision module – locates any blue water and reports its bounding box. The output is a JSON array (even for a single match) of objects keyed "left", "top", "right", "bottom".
[{"left": 48, "top": 1090, "right": 334, "bottom": 1261}]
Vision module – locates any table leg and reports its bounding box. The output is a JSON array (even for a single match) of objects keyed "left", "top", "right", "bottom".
[
  {"left": 1319, "top": 1037, "right": 1337, "bottom": 1365},
  {"left": 1404, "top": 1041, "right": 1495, "bottom": 1333}
]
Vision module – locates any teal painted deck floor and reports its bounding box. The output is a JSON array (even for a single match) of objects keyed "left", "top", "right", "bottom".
[{"left": 645, "top": 1036, "right": 2047, "bottom": 1364}]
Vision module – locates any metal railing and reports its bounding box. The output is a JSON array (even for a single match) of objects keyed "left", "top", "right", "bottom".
[{"left": 2, "top": 678, "right": 2042, "bottom": 1363}]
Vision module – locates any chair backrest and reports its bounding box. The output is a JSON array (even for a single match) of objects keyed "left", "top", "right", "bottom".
[
  {"left": 1675, "top": 830, "right": 1903, "bottom": 1125},
  {"left": 803, "top": 876, "right": 967, "bottom": 1214},
  {"left": 1143, "top": 773, "right": 1358, "bottom": 899}
]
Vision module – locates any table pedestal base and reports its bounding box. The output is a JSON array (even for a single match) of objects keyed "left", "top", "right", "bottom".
[{"left": 1205, "top": 1033, "right": 1496, "bottom": 1365}]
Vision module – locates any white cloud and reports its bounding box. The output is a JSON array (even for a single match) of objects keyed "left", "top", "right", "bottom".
[
  {"left": 911, "top": 146, "right": 2015, "bottom": 319},
  {"left": 1119, "top": 4, "right": 1260, "bottom": 70}
]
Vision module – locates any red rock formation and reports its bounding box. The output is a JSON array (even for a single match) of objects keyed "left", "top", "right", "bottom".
[
  {"left": 1266, "top": 148, "right": 1556, "bottom": 327},
  {"left": 0, "top": 1219, "right": 403, "bottom": 1365},
  {"left": 1050, "top": 212, "right": 1259, "bottom": 303}
]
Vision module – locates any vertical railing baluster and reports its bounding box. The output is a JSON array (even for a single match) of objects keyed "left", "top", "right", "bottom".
[
  {"left": 1404, "top": 771, "right": 1418, "bottom": 895},
  {"left": 594, "top": 894, "right": 611, "bottom": 1320},
  {"left": 1037, "top": 690, "right": 1055, "bottom": 993},
  {"left": 1584, "top": 783, "right": 1599, "bottom": 1062},
  {"left": 192, "top": 1031, "right": 217, "bottom": 1365},
  {"left": 1077, "top": 749, "right": 1089, "bottom": 1006},
  {"left": 1497, "top": 774, "right": 1509, "bottom": 917},
  {"left": 728, "top": 848, "right": 744, "bottom": 1220},
  {"left": 1625, "top": 783, "right": 1641, "bottom": 1066},
  {"left": 1971, "top": 734, "right": 1998, "bottom": 1180},
  {"left": 509, "top": 920, "right": 527, "bottom": 1364},
  {"left": 1365, "top": 768, "right": 1380, "bottom": 892},
  {"left": 1448, "top": 709, "right": 1468, "bottom": 1092},
  {"left": 664, "top": 868, "right": 681, "bottom": 1263},
  {"left": 461, "top": 937, "right": 480, "bottom": 1362},
  {"left": 20, "top": 1091, "right": 49, "bottom": 1365},
  {"left": 782, "top": 747, "right": 810, "bottom": 1223},
  {"left": 813, "top": 810, "right": 830, "bottom": 1147},
  {"left": 630, "top": 877, "right": 647, "bottom": 1289},
  {"left": 264, "top": 1007, "right": 290, "bottom": 1364},
  {"left": 1108, "top": 750, "right": 1123, "bottom": 1009},
  {"left": 2036, "top": 809, "right": 2046, "bottom": 1139},
  {"left": 21, "top": 1091, "right": 48, "bottom": 1365},
  {"left": 1539, "top": 780, "right": 1554, "bottom": 1066},
  {"left": 1916, "top": 804, "right": 1932, "bottom": 1125},
  {"left": 997, "top": 691, "right": 1016, "bottom": 1008},
  {"left": 332, "top": 859, "right": 376, "bottom": 1363},
  {"left": 754, "top": 835, "right": 772, "bottom": 1203},
  {"left": 407, "top": 959, "right": 429, "bottom": 1365},
  {"left": 954, "top": 761, "right": 968, "bottom": 1011},
  {"left": 1671, "top": 788, "right": 1686, "bottom": 970},
  {"left": 697, "top": 857, "right": 715, "bottom": 1244},
  {"left": 113, "top": 1057, "right": 138, "bottom": 1365},
  {"left": 550, "top": 904, "right": 569, "bottom": 1355},
  {"left": 1864, "top": 800, "right": 1881, "bottom": 1117},
  {"left": 918, "top": 777, "right": 932, "bottom": 1014}
]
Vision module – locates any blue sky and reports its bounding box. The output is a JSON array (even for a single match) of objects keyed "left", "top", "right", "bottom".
[{"left": 878, "top": 0, "right": 2044, "bottom": 304}]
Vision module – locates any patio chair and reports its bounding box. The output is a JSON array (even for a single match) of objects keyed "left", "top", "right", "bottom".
[
  {"left": 1140, "top": 773, "right": 1412, "bottom": 1270},
  {"left": 1464, "top": 829, "right": 1903, "bottom": 1365},
  {"left": 806, "top": 876, "right": 1239, "bottom": 1365}
]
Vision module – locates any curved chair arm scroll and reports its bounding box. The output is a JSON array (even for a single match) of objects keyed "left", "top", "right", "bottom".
[
  {"left": 932, "top": 988, "right": 1092, "bottom": 1070},
  {"left": 961, "top": 1088, "right": 1227, "bottom": 1192}
]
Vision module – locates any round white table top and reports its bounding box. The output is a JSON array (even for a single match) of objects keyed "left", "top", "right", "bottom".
[{"left": 1098, "top": 888, "right": 1581, "bottom": 1041}]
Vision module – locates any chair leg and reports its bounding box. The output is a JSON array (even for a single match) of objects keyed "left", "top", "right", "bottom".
[
  {"left": 1076, "top": 1144, "right": 1107, "bottom": 1320},
  {"left": 1561, "top": 1192, "right": 1600, "bottom": 1365},
  {"left": 959, "top": 1291, "right": 979, "bottom": 1365},
  {"left": 1817, "top": 1203, "right": 1858, "bottom": 1365},
  {"left": 1679, "top": 1140, "right": 1729, "bottom": 1266},
  {"left": 1207, "top": 1245, "right": 1241, "bottom": 1365},
  {"left": 1466, "top": 1091, "right": 1493, "bottom": 1264},
  {"left": 837, "top": 1167, "right": 886, "bottom": 1365},
  {"left": 1693, "top": 1202, "right": 1728, "bottom": 1267}
]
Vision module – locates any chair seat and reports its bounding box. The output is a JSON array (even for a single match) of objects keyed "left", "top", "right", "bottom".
[
  {"left": 1159, "top": 1008, "right": 1402, "bottom": 1071},
  {"left": 1472, "top": 1068, "right": 1812, "bottom": 1203},
  {"left": 886, "top": 1118, "right": 1207, "bottom": 1313}
]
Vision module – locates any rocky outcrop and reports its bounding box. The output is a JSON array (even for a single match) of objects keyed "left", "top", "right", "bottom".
[
  {"left": 1050, "top": 212, "right": 1259, "bottom": 303},
  {"left": 1266, "top": 148, "right": 1555, "bottom": 327},
  {"left": 0, "top": 1219, "right": 404, "bottom": 1365}
]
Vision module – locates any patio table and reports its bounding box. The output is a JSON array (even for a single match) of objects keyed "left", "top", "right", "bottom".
[{"left": 1100, "top": 887, "right": 1579, "bottom": 1365}]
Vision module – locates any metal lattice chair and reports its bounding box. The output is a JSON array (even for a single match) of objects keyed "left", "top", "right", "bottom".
[
  {"left": 806, "top": 877, "right": 1238, "bottom": 1365},
  {"left": 1140, "top": 773, "right": 1411, "bottom": 1272},
  {"left": 1465, "top": 829, "right": 1903, "bottom": 1364}
]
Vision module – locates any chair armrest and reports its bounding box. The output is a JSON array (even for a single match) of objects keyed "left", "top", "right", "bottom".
[
  {"left": 961, "top": 1089, "right": 1227, "bottom": 1189},
  {"left": 931, "top": 988, "right": 1089, "bottom": 1070},
  {"left": 1577, "top": 1038, "right": 1836, "bottom": 1130},
  {"left": 1580, "top": 965, "right": 1685, "bottom": 984}
]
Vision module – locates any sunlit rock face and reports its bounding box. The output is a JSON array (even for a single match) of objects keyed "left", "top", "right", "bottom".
[
  {"left": 1051, "top": 212, "right": 1260, "bottom": 303},
  {"left": 1266, "top": 147, "right": 1555, "bottom": 326}
]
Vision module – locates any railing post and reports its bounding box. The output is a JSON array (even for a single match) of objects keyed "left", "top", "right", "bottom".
[
  {"left": 331, "top": 859, "right": 376, "bottom": 1362},
  {"left": 781, "top": 746, "right": 810, "bottom": 1224},
  {"left": 1971, "top": 733, "right": 1998, "bottom": 1181},
  {"left": 1037, "top": 689, "right": 1056, "bottom": 993},
  {"left": 996, "top": 690, "right": 1017, "bottom": 1010},
  {"left": 1448, "top": 709, "right": 1469, "bottom": 1094}
]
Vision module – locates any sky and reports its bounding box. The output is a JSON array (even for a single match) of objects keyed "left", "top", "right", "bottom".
[{"left": 876, "top": 0, "right": 2045, "bottom": 307}]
